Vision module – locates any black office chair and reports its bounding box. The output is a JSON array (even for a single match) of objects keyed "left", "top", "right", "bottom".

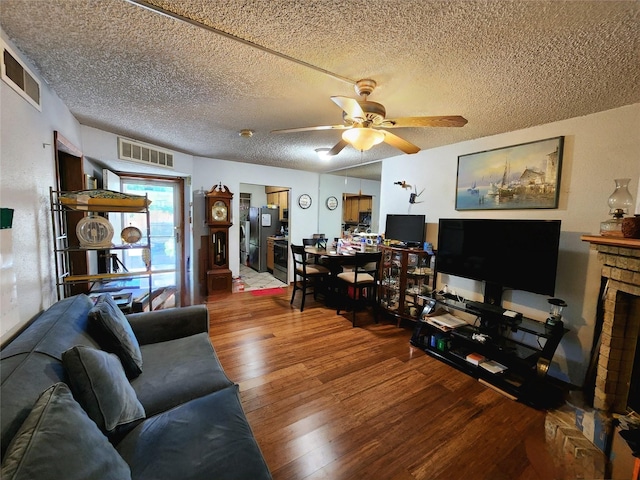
[
  {"left": 336, "top": 251, "right": 382, "bottom": 327},
  {"left": 290, "top": 244, "right": 330, "bottom": 312}
]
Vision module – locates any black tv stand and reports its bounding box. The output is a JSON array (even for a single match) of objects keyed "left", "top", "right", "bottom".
[
  {"left": 465, "top": 300, "right": 506, "bottom": 316},
  {"left": 410, "top": 296, "right": 568, "bottom": 409}
]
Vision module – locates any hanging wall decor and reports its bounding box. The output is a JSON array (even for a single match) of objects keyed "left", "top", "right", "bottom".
[{"left": 455, "top": 136, "right": 564, "bottom": 211}]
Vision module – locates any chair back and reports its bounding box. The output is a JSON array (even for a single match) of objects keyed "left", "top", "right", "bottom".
[
  {"left": 302, "top": 238, "right": 316, "bottom": 247},
  {"left": 291, "top": 244, "right": 310, "bottom": 274},
  {"left": 313, "top": 234, "right": 327, "bottom": 249},
  {"left": 353, "top": 251, "right": 382, "bottom": 283}
]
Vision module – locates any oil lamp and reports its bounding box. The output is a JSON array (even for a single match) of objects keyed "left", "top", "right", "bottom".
[{"left": 600, "top": 178, "right": 634, "bottom": 237}]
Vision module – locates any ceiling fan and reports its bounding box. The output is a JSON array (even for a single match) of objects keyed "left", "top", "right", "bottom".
[{"left": 272, "top": 79, "right": 468, "bottom": 156}]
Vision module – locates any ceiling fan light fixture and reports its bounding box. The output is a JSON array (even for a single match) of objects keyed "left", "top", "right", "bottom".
[
  {"left": 342, "top": 127, "right": 385, "bottom": 151},
  {"left": 314, "top": 148, "right": 332, "bottom": 160},
  {"left": 239, "top": 129, "right": 254, "bottom": 138}
]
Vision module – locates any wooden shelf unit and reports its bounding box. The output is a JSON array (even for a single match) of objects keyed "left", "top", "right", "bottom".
[{"left": 50, "top": 188, "right": 153, "bottom": 306}]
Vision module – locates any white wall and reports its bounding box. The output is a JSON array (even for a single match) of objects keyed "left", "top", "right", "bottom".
[
  {"left": 379, "top": 104, "right": 640, "bottom": 386},
  {"left": 0, "top": 32, "right": 84, "bottom": 342},
  {"left": 239, "top": 183, "right": 268, "bottom": 208}
]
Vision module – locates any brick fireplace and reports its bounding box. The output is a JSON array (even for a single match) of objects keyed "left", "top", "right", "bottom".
[
  {"left": 543, "top": 236, "right": 640, "bottom": 479},
  {"left": 582, "top": 235, "right": 640, "bottom": 414}
]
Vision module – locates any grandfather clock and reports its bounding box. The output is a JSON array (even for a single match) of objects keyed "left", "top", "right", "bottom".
[{"left": 205, "top": 183, "right": 233, "bottom": 294}]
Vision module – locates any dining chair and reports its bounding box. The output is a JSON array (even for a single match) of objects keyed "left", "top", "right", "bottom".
[
  {"left": 302, "top": 238, "right": 320, "bottom": 264},
  {"left": 335, "top": 251, "right": 382, "bottom": 327},
  {"left": 290, "top": 244, "right": 330, "bottom": 312},
  {"left": 312, "top": 234, "right": 327, "bottom": 249}
]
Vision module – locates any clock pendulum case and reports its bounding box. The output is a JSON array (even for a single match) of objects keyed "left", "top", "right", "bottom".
[{"left": 205, "top": 183, "right": 233, "bottom": 294}]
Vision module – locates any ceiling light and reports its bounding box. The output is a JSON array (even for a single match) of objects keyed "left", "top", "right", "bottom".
[
  {"left": 239, "top": 129, "right": 254, "bottom": 138},
  {"left": 342, "top": 127, "right": 385, "bottom": 151},
  {"left": 315, "top": 148, "right": 332, "bottom": 160}
]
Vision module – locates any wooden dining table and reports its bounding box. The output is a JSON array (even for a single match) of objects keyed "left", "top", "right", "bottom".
[
  {"left": 304, "top": 246, "right": 356, "bottom": 265},
  {"left": 303, "top": 247, "right": 361, "bottom": 307}
]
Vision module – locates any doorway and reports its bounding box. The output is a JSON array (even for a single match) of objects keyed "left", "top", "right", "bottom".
[
  {"left": 238, "top": 183, "right": 289, "bottom": 291},
  {"left": 107, "top": 172, "right": 186, "bottom": 307}
]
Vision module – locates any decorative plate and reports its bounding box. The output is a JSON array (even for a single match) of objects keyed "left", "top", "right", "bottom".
[
  {"left": 76, "top": 215, "right": 114, "bottom": 248},
  {"left": 121, "top": 226, "right": 142, "bottom": 244},
  {"left": 298, "top": 194, "right": 312, "bottom": 209},
  {"left": 326, "top": 196, "right": 338, "bottom": 210}
]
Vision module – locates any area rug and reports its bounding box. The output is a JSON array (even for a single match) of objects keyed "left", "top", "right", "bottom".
[{"left": 250, "top": 287, "right": 286, "bottom": 297}]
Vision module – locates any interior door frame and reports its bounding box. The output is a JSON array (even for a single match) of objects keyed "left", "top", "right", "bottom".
[
  {"left": 54, "top": 131, "right": 89, "bottom": 294},
  {"left": 117, "top": 172, "right": 189, "bottom": 306}
]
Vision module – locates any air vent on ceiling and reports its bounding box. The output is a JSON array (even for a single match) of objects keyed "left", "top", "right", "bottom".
[
  {"left": 118, "top": 137, "right": 174, "bottom": 169},
  {"left": 1, "top": 39, "right": 41, "bottom": 111}
]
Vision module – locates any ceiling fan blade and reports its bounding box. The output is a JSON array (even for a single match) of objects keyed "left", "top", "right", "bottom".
[
  {"left": 271, "top": 124, "right": 351, "bottom": 134},
  {"left": 330, "top": 96, "right": 365, "bottom": 121},
  {"left": 328, "top": 139, "right": 349, "bottom": 156},
  {"left": 383, "top": 115, "right": 468, "bottom": 128},
  {"left": 382, "top": 131, "right": 421, "bottom": 154}
]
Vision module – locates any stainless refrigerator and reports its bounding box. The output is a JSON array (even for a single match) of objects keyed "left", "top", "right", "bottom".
[{"left": 248, "top": 207, "right": 279, "bottom": 272}]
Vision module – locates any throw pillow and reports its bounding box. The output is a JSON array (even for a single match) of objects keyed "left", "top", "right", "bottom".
[
  {"left": 88, "top": 294, "right": 143, "bottom": 378},
  {"left": 62, "top": 345, "right": 146, "bottom": 435},
  {"left": 0, "top": 382, "right": 132, "bottom": 480}
]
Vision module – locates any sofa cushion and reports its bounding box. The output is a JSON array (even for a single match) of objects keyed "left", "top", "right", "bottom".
[
  {"left": 1, "top": 354, "right": 66, "bottom": 458},
  {"left": 62, "top": 346, "right": 145, "bottom": 435},
  {"left": 117, "top": 385, "right": 271, "bottom": 480},
  {"left": 131, "top": 332, "right": 234, "bottom": 416},
  {"left": 1, "top": 294, "right": 98, "bottom": 361},
  {"left": 88, "top": 294, "right": 143, "bottom": 378},
  {"left": 0, "top": 383, "right": 131, "bottom": 480}
]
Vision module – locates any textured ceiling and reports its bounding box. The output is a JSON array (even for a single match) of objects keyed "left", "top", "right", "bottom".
[{"left": 1, "top": 0, "right": 638, "bottom": 180}]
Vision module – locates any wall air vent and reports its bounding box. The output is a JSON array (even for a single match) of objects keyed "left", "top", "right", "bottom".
[
  {"left": 1, "top": 39, "right": 41, "bottom": 111},
  {"left": 118, "top": 137, "right": 174, "bottom": 169}
]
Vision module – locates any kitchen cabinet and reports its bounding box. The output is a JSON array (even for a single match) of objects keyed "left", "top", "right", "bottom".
[
  {"left": 278, "top": 190, "right": 288, "bottom": 220},
  {"left": 343, "top": 194, "right": 373, "bottom": 227},
  {"left": 267, "top": 236, "right": 275, "bottom": 271},
  {"left": 343, "top": 196, "right": 359, "bottom": 222},
  {"left": 264, "top": 187, "right": 289, "bottom": 221},
  {"left": 266, "top": 192, "right": 278, "bottom": 205}
]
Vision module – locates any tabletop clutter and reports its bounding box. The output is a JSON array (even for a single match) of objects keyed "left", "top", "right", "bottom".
[{"left": 332, "top": 233, "right": 382, "bottom": 254}]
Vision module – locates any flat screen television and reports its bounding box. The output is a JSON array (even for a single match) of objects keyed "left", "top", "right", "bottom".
[
  {"left": 384, "top": 214, "right": 426, "bottom": 246},
  {"left": 436, "top": 218, "right": 561, "bottom": 305}
]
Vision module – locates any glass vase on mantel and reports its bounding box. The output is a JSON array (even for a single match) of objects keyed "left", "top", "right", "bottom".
[{"left": 600, "top": 178, "right": 634, "bottom": 237}]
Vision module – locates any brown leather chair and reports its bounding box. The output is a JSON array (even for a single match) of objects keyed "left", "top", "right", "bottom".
[
  {"left": 290, "top": 244, "right": 330, "bottom": 312},
  {"left": 336, "top": 251, "right": 382, "bottom": 327}
]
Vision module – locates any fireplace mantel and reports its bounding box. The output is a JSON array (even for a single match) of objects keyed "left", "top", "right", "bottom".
[
  {"left": 582, "top": 234, "right": 640, "bottom": 412},
  {"left": 581, "top": 235, "right": 640, "bottom": 250}
]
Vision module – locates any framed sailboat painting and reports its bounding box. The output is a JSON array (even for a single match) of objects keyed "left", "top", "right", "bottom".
[{"left": 455, "top": 136, "right": 564, "bottom": 211}]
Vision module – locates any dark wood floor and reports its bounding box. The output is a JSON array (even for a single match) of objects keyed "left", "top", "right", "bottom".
[{"left": 206, "top": 288, "right": 561, "bottom": 480}]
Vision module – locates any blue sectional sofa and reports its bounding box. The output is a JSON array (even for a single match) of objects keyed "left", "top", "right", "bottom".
[{"left": 0, "top": 294, "right": 272, "bottom": 480}]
